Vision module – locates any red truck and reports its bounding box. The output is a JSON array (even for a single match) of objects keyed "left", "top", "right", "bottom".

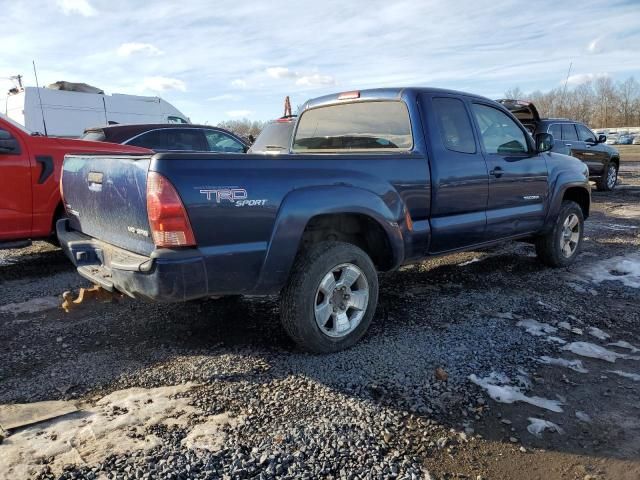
[{"left": 0, "top": 114, "right": 149, "bottom": 249}]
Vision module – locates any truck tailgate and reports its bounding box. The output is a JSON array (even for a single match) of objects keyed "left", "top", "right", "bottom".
[{"left": 62, "top": 154, "right": 155, "bottom": 256}]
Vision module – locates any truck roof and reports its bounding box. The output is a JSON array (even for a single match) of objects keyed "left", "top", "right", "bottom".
[{"left": 303, "top": 87, "right": 491, "bottom": 110}]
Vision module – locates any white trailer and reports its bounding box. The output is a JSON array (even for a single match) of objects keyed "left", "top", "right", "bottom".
[{"left": 3, "top": 86, "right": 190, "bottom": 138}]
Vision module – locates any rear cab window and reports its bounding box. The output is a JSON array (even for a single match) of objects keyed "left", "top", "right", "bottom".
[{"left": 293, "top": 101, "right": 413, "bottom": 153}]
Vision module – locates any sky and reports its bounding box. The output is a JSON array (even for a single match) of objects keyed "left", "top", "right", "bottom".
[{"left": 1, "top": 0, "right": 639, "bottom": 124}]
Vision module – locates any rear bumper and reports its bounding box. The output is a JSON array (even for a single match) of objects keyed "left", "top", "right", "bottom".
[{"left": 56, "top": 219, "right": 208, "bottom": 302}]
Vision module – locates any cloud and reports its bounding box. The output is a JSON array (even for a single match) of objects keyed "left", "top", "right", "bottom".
[
  {"left": 296, "top": 74, "right": 336, "bottom": 87},
  {"left": 565, "top": 72, "right": 610, "bottom": 86},
  {"left": 587, "top": 37, "right": 603, "bottom": 54},
  {"left": 265, "top": 67, "right": 335, "bottom": 87},
  {"left": 117, "top": 43, "right": 163, "bottom": 57},
  {"left": 207, "top": 94, "right": 241, "bottom": 102},
  {"left": 231, "top": 79, "right": 247, "bottom": 88},
  {"left": 56, "top": 0, "right": 97, "bottom": 16},
  {"left": 141, "top": 76, "right": 186, "bottom": 92},
  {"left": 266, "top": 67, "right": 297, "bottom": 79},
  {"left": 226, "top": 110, "right": 252, "bottom": 118}
]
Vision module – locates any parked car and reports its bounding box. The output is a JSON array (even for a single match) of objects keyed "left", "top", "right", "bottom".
[
  {"left": 617, "top": 134, "right": 634, "bottom": 145},
  {"left": 248, "top": 115, "right": 297, "bottom": 154},
  {"left": 5, "top": 83, "right": 189, "bottom": 138},
  {"left": 0, "top": 113, "right": 150, "bottom": 249},
  {"left": 633, "top": 135, "right": 640, "bottom": 145},
  {"left": 58, "top": 87, "right": 590, "bottom": 352},
  {"left": 81, "top": 124, "right": 248, "bottom": 153},
  {"left": 497, "top": 100, "right": 620, "bottom": 191},
  {"left": 605, "top": 135, "right": 619, "bottom": 145}
]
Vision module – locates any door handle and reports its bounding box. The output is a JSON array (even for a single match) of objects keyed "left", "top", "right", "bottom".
[
  {"left": 565, "top": 143, "right": 572, "bottom": 147},
  {"left": 489, "top": 167, "right": 503, "bottom": 178}
]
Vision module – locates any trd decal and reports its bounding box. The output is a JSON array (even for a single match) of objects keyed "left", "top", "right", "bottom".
[{"left": 198, "top": 187, "right": 267, "bottom": 207}]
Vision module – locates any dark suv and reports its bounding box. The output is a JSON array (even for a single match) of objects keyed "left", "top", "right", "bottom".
[
  {"left": 498, "top": 100, "right": 620, "bottom": 191},
  {"left": 82, "top": 124, "right": 248, "bottom": 153}
]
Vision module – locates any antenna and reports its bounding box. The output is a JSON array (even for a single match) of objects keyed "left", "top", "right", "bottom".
[
  {"left": 284, "top": 96, "right": 292, "bottom": 117},
  {"left": 32, "top": 60, "right": 48, "bottom": 136},
  {"left": 558, "top": 61, "right": 572, "bottom": 117}
]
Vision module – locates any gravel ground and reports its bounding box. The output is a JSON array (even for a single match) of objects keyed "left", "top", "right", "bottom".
[{"left": 1, "top": 164, "right": 639, "bottom": 480}]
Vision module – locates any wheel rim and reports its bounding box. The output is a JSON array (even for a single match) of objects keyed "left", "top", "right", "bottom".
[
  {"left": 560, "top": 213, "right": 580, "bottom": 258},
  {"left": 314, "top": 263, "right": 369, "bottom": 338},
  {"left": 607, "top": 165, "right": 617, "bottom": 189}
]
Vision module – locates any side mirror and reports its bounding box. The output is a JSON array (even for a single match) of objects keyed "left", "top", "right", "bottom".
[
  {"left": 598, "top": 134, "right": 607, "bottom": 144},
  {"left": 535, "top": 132, "right": 554, "bottom": 153}
]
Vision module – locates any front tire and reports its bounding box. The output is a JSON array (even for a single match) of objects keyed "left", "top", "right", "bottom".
[
  {"left": 596, "top": 163, "right": 617, "bottom": 191},
  {"left": 280, "top": 241, "right": 379, "bottom": 353},
  {"left": 535, "top": 200, "right": 584, "bottom": 267}
]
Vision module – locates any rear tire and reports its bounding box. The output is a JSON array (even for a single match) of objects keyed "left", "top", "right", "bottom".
[
  {"left": 280, "top": 241, "right": 379, "bottom": 353},
  {"left": 595, "top": 163, "right": 617, "bottom": 191},
  {"left": 535, "top": 200, "right": 584, "bottom": 267}
]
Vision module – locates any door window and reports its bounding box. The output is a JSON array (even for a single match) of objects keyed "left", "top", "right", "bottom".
[
  {"left": 432, "top": 97, "right": 476, "bottom": 154},
  {"left": 471, "top": 104, "right": 528, "bottom": 154},
  {"left": 127, "top": 130, "right": 167, "bottom": 150},
  {"left": 576, "top": 124, "right": 596, "bottom": 143},
  {"left": 165, "top": 129, "right": 207, "bottom": 151},
  {"left": 561, "top": 124, "right": 578, "bottom": 141},
  {"left": 205, "top": 130, "right": 245, "bottom": 153}
]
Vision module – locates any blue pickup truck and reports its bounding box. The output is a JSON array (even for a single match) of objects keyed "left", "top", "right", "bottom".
[{"left": 58, "top": 87, "right": 591, "bottom": 352}]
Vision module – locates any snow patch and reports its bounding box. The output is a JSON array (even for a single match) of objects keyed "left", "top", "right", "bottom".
[
  {"left": 608, "top": 370, "right": 640, "bottom": 382},
  {"left": 458, "top": 257, "right": 482, "bottom": 266},
  {"left": 516, "top": 319, "right": 558, "bottom": 337},
  {"left": 181, "top": 413, "right": 245, "bottom": 451},
  {"left": 575, "top": 411, "right": 592, "bottom": 423},
  {"left": 538, "top": 356, "right": 588, "bottom": 373},
  {"left": 558, "top": 321, "right": 583, "bottom": 335},
  {"left": 0, "top": 296, "right": 60, "bottom": 315},
  {"left": 469, "top": 373, "right": 563, "bottom": 412},
  {"left": 562, "top": 342, "right": 640, "bottom": 363},
  {"left": 527, "top": 418, "right": 564, "bottom": 437},
  {"left": 0, "top": 384, "right": 223, "bottom": 479},
  {"left": 607, "top": 340, "right": 639, "bottom": 354},
  {"left": 588, "top": 327, "right": 610, "bottom": 340},
  {"left": 585, "top": 254, "right": 640, "bottom": 288},
  {"left": 545, "top": 336, "right": 567, "bottom": 345}
]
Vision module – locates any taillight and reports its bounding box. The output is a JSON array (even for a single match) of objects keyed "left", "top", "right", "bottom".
[{"left": 146, "top": 172, "right": 196, "bottom": 247}]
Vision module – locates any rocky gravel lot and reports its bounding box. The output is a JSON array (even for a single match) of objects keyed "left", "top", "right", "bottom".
[{"left": 1, "top": 164, "right": 639, "bottom": 480}]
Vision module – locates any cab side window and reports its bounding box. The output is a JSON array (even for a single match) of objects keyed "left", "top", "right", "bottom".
[
  {"left": 471, "top": 104, "right": 528, "bottom": 154},
  {"left": 432, "top": 97, "right": 476, "bottom": 154},
  {"left": 0, "top": 128, "right": 20, "bottom": 155},
  {"left": 561, "top": 124, "right": 578, "bottom": 141},
  {"left": 205, "top": 130, "right": 246, "bottom": 153},
  {"left": 576, "top": 124, "right": 596, "bottom": 142}
]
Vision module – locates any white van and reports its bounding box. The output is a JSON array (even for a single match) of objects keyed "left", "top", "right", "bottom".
[{"left": 4, "top": 86, "right": 189, "bottom": 138}]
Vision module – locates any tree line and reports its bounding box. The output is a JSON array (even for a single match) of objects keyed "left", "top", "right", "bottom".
[
  {"left": 505, "top": 76, "right": 640, "bottom": 129},
  {"left": 216, "top": 119, "right": 266, "bottom": 141}
]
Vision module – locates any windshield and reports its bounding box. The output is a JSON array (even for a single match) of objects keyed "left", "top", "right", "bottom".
[
  {"left": 249, "top": 121, "right": 295, "bottom": 153},
  {"left": 293, "top": 100, "right": 412, "bottom": 153}
]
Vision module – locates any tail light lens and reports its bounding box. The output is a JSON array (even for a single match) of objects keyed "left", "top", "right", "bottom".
[{"left": 146, "top": 172, "right": 196, "bottom": 247}]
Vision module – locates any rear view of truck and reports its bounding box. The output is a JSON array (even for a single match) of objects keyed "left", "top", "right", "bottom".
[{"left": 58, "top": 153, "right": 206, "bottom": 301}]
